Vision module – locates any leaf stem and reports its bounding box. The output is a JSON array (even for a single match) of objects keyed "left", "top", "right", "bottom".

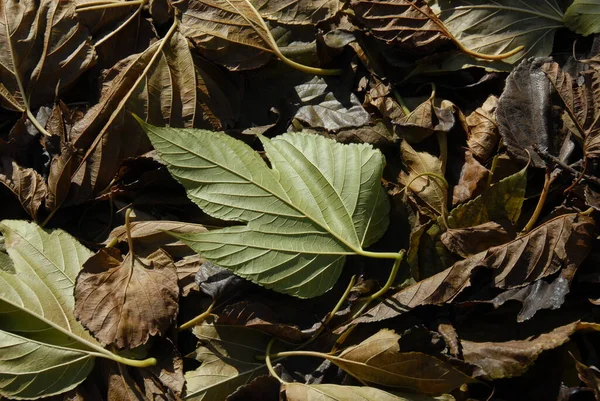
[
  {"left": 522, "top": 169, "right": 551, "bottom": 234},
  {"left": 26, "top": 109, "right": 52, "bottom": 137},
  {"left": 278, "top": 54, "right": 342, "bottom": 76},
  {"left": 367, "top": 250, "right": 405, "bottom": 301},
  {"left": 97, "top": 352, "right": 158, "bottom": 368},
  {"left": 265, "top": 338, "right": 284, "bottom": 383},
  {"left": 178, "top": 300, "right": 216, "bottom": 330}
]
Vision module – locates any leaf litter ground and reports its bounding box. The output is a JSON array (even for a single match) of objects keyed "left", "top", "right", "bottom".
[{"left": 1, "top": 1, "right": 600, "bottom": 400}]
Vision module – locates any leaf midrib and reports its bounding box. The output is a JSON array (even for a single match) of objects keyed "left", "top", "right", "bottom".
[{"left": 444, "top": 4, "right": 564, "bottom": 23}]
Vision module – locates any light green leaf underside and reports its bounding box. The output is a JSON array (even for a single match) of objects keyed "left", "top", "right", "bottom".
[
  {"left": 564, "top": 0, "right": 600, "bottom": 35},
  {"left": 432, "top": 0, "right": 565, "bottom": 67},
  {"left": 139, "top": 120, "right": 390, "bottom": 298},
  {"left": 0, "top": 220, "right": 100, "bottom": 400},
  {"left": 284, "top": 383, "right": 453, "bottom": 401}
]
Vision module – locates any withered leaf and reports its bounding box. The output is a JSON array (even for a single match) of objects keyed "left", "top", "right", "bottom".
[
  {"left": 463, "top": 95, "right": 500, "bottom": 161},
  {"left": 395, "top": 96, "right": 456, "bottom": 144},
  {"left": 441, "top": 220, "right": 516, "bottom": 258},
  {"left": 75, "top": 248, "right": 179, "bottom": 349},
  {"left": 355, "top": 213, "right": 594, "bottom": 323},
  {"left": 67, "top": 29, "right": 229, "bottom": 205},
  {"left": 0, "top": 0, "right": 96, "bottom": 112},
  {"left": 541, "top": 59, "right": 600, "bottom": 160},
  {"left": 0, "top": 159, "right": 48, "bottom": 220},
  {"left": 572, "top": 354, "right": 600, "bottom": 400},
  {"left": 462, "top": 321, "right": 600, "bottom": 379},
  {"left": 451, "top": 150, "right": 489, "bottom": 206},
  {"left": 329, "top": 329, "right": 474, "bottom": 394},
  {"left": 103, "top": 220, "right": 208, "bottom": 258},
  {"left": 399, "top": 140, "right": 448, "bottom": 220},
  {"left": 350, "top": 0, "right": 450, "bottom": 50},
  {"left": 195, "top": 261, "right": 250, "bottom": 301},
  {"left": 175, "top": 254, "right": 204, "bottom": 297},
  {"left": 293, "top": 76, "right": 371, "bottom": 131},
  {"left": 255, "top": 0, "right": 340, "bottom": 25},
  {"left": 448, "top": 165, "right": 526, "bottom": 228},
  {"left": 218, "top": 301, "right": 304, "bottom": 342},
  {"left": 497, "top": 57, "right": 575, "bottom": 168}
]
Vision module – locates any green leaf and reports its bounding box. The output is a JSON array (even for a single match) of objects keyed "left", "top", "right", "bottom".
[
  {"left": 565, "top": 0, "right": 600, "bottom": 36},
  {"left": 185, "top": 323, "right": 271, "bottom": 400},
  {"left": 448, "top": 165, "right": 527, "bottom": 229},
  {"left": 0, "top": 220, "right": 100, "bottom": 399},
  {"left": 137, "top": 120, "right": 391, "bottom": 298},
  {"left": 432, "top": 0, "right": 566, "bottom": 66}
]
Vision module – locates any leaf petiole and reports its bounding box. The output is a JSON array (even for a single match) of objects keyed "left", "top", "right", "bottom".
[{"left": 178, "top": 300, "right": 216, "bottom": 330}]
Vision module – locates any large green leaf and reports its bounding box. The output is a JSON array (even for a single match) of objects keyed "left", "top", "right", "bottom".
[
  {"left": 0, "top": 221, "right": 101, "bottom": 399},
  {"left": 138, "top": 121, "right": 391, "bottom": 298}
]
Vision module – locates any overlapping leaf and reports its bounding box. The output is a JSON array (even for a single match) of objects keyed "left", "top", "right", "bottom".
[
  {"left": 0, "top": 1, "right": 96, "bottom": 112},
  {"left": 138, "top": 121, "right": 390, "bottom": 298}
]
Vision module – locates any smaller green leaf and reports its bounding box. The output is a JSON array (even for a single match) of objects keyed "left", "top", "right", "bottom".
[{"left": 564, "top": 0, "right": 600, "bottom": 36}]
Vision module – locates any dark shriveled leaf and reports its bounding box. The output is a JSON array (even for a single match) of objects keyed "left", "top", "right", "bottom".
[
  {"left": 354, "top": 213, "right": 594, "bottom": 323},
  {"left": 74, "top": 248, "right": 179, "bottom": 349}
]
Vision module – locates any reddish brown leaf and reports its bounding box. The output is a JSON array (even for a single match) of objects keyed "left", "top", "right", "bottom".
[
  {"left": 441, "top": 220, "right": 516, "bottom": 258},
  {"left": 451, "top": 150, "right": 489, "bottom": 205},
  {"left": 462, "top": 95, "right": 500, "bottom": 161},
  {"left": 75, "top": 248, "right": 179, "bottom": 349}
]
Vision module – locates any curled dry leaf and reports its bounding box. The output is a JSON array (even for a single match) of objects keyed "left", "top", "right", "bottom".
[
  {"left": 451, "top": 150, "right": 489, "bottom": 206},
  {"left": 0, "top": 159, "right": 48, "bottom": 220},
  {"left": 399, "top": 140, "right": 447, "bottom": 220},
  {"left": 497, "top": 57, "right": 576, "bottom": 168},
  {"left": 195, "top": 261, "right": 251, "bottom": 300},
  {"left": 327, "top": 329, "right": 474, "bottom": 394},
  {"left": 462, "top": 95, "right": 500, "bottom": 161},
  {"left": 462, "top": 321, "right": 600, "bottom": 379},
  {"left": 355, "top": 213, "right": 594, "bottom": 323},
  {"left": 75, "top": 248, "right": 179, "bottom": 349}
]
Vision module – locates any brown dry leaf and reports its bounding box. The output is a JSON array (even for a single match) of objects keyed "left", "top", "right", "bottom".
[
  {"left": 103, "top": 220, "right": 208, "bottom": 258},
  {"left": 572, "top": 354, "right": 600, "bottom": 400},
  {"left": 451, "top": 150, "right": 489, "bottom": 205},
  {"left": 0, "top": 159, "right": 48, "bottom": 220},
  {"left": 441, "top": 220, "right": 516, "bottom": 258},
  {"left": 66, "top": 28, "right": 234, "bottom": 205},
  {"left": 175, "top": 254, "right": 204, "bottom": 296},
  {"left": 541, "top": 60, "right": 600, "bottom": 160},
  {"left": 177, "top": 0, "right": 337, "bottom": 71},
  {"left": 395, "top": 96, "right": 456, "bottom": 144},
  {"left": 329, "top": 329, "right": 474, "bottom": 394},
  {"left": 399, "top": 140, "right": 448, "bottom": 220},
  {"left": 350, "top": 0, "right": 450, "bottom": 50},
  {"left": 283, "top": 382, "right": 450, "bottom": 400},
  {"left": 218, "top": 301, "right": 304, "bottom": 342},
  {"left": 0, "top": 0, "right": 96, "bottom": 112},
  {"left": 462, "top": 321, "right": 600, "bottom": 379},
  {"left": 463, "top": 95, "right": 500, "bottom": 161},
  {"left": 74, "top": 248, "right": 179, "bottom": 349},
  {"left": 354, "top": 213, "right": 594, "bottom": 324}
]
